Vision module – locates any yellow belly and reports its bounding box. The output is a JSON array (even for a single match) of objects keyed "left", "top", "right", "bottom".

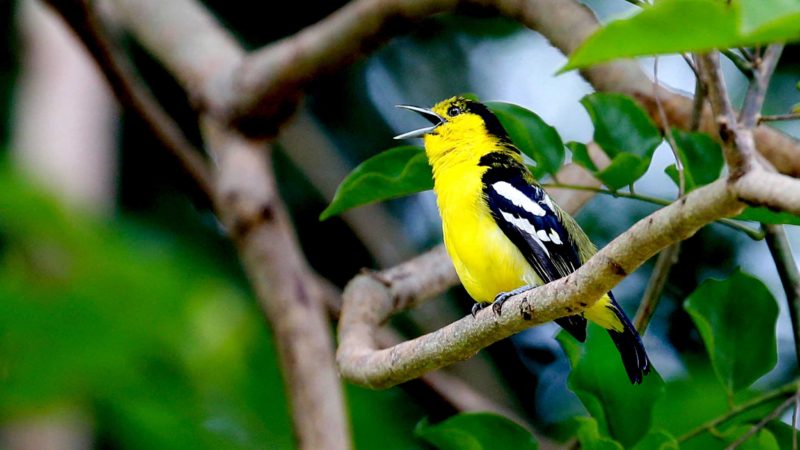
[
  {"left": 434, "top": 170, "right": 623, "bottom": 331},
  {"left": 441, "top": 198, "right": 542, "bottom": 303}
]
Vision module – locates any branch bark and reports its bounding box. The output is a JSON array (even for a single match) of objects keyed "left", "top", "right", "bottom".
[
  {"left": 42, "top": 0, "right": 213, "bottom": 198},
  {"left": 338, "top": 180, "right": 743, "bottom": 388},
  {"left": 202, "top": 120, "right": 350, "bottom": 450},
  {"left": 52, "top": 0, "right": 800, "bottom": 444},
  {"left": 110, "top": 0, "right": 800, "bottom": 175}
]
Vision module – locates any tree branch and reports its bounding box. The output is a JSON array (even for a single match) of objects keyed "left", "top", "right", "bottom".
[
  {"left": 765, "top": 224, "right": 800, "bottom": 365},
  {"left": 740, "top": 44, "right": 784, "bottom": 129},
  {"left": 337, "top": 180, "right": 743, "bottom": 388},
  {"left": 677, "top": 380, "right": 800, "bottom": 443},
  {"left": 109, "top": 0, "right": 800, "bottom": 176},
  {"left": 202, "top": 120, "right": 350, "bottom": 450},
  {"left": 42, "top": 0, "right": 214, "bottom": 198},
  {"left": 725, "top": 390, "right": 799, "bottom": 450},
  {"left": 698, "top": 50, "right": 800, "bottom": 216},
  {"left": 696, "top": 52, "right": 753, "bottom": 175},
  {"left": 634, "top": 243, "right": 680, "bottom": 332}
]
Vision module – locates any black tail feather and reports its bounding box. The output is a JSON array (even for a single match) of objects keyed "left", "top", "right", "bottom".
[
  {"left": 556, "top": 315, "right": 587, "bottom": 342},
  {"left": 607, "top": 294, "right": 651, "bottom": 384}
]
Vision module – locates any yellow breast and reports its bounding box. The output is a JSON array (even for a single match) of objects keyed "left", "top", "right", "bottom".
[{"left": 432, "top": 154, "right": 540, "bottom": 303}]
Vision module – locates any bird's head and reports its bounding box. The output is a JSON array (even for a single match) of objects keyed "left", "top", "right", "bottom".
[{"left": 394, "top": 96, "right": 510, "bottom": 163}]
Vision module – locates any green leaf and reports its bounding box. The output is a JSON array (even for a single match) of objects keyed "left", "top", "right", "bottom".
[
  {"left": 650, "top": 367, "right": 732, "bottom": 438},
  {"left": 735, "top": 206, "right": 800, "bottom": 225},
  {"left": 765, "top": 420, "right": 798, "bottom": 449},
  {"left": 595, "top": 154, "right": 652, "bottom": 191},
  {"left": 486, "top": 102, "right": 565, "bottom": 178},
  {"left": 582, "top": 94, "right": 662, "bottom": 159},
  {"left": 721, "top": 425, "right": 780, "bottom": 450},
  {"left": 579, "top": 94, "right": 662, "bottom": 189},
  {"left": 320, "top": 146, "right": 432, "bottom": 220},
  {"left": 739, "top": 0, "right": 800, "bottom": 42},
  {"left": 631, "top": 430, "right": 680, "bottom": 450},
  {"left": 562, "top": 0, "right": 800, "bottom": 72},
  {"left": 575, "top": 417, "right": 624, "bottom": 450},
  {"left": 684, "top": 270, "right": 778, "bottom": 394},
  {"left": 664, "top": 129, "right": 724, "bottom": 192},
  {"left": 567, "top": 141, "right": 599, "bottom": 172},
  {"left": 560, "top": 326, "right": 665, "bottom": 447},
  {"left": 564, "top": 0, "right": 739, "bottom": 71},
  {"left": 415, "top": 413, "right": 538, "bottom": 450}
]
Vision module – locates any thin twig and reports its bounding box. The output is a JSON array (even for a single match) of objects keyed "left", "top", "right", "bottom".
[
  {"left": 793, "top": 393, "right": 798, "bottom": 450},
  {"left": 764, "top": 224, "right": 800, "bottom": 365},
  {"left": 721, "top": 48, "right": 754, "bottom": 78},
  {"left": 42, "top": 0, "right": 214, "bottom": 198},
  {"left": 725, "top": 391, "right": 800, "bottom": 450},
  {"left": 690, "top": 74, "right": 707, "bottom": 132},
  {"left": 741, "top": 44, "right": 785, "bottom": 129},
  {"left": 634, "top": 242, "right": 680, "bottom": 332},
  {"left": 682, "top": 53, "right": 700, "bottom": 78},
  {"left": 541, "top": 183, "right": 764, "bottom": 240},
  {"left": 677, "top": 380, "right": 800, "bottom": 443},
  {"left": 739, "top": 47, "right": 755, "bottom": 62},
  {"left": 654, "top": 56, "right": 685, "bottom": 196},
  {"left": 760, "top": 112, "right": 800, "bottom": 123},
  {"left": 632, "top": 57, "right": 687, "bottom": 331}
]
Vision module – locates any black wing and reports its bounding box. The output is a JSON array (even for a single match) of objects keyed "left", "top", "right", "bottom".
[{"left": 483, "top": 170, "right": 587, "bottom": 341}]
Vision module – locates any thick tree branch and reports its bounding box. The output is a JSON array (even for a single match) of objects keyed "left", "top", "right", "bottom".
[
  {"left": 109, "top": 0, "right": 800, "bottom": 175},
  {"left": 337, "top": 180, "right": 743, "bottom": 388},
  {"left": 202, "top": 120, "right": 350, "bottom": 450},
  {"left": 43, "top": 0, "right": 214, "bottom": 198}
]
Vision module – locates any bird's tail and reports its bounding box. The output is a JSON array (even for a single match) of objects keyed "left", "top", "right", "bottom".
[
  {"left": 607, "top": 293, "right": 650, "bottom": 384},
  {"left": 585, "top": 293, "right": 651, "bottom": 384}
]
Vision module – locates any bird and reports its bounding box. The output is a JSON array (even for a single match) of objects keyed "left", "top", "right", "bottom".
[{"left": 394, "top": 96, "right": 651, "bottom": 384}]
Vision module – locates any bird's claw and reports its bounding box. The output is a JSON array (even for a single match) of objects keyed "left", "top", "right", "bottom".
[
  {"left": 471, "top": 302, "right": 487, "bottom": 318},
  {"left": 492, "top": 285, "right": 536, "bottom": 316}
]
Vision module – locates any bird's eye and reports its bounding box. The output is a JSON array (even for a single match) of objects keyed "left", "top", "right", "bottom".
[{"left": 447, "top": 106, "right": 462, "bottom": 117}]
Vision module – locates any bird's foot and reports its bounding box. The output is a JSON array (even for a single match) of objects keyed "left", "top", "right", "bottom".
[
  {"left": 492, "top": 285, "right": 536, "bottom": 316},
  {"left": 471, "top": 302, "right": 488, "bottom": 318}
]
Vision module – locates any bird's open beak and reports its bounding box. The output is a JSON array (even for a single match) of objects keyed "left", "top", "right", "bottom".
[{"left": 393, "top": 105, "right": 445, "bottom": 140}]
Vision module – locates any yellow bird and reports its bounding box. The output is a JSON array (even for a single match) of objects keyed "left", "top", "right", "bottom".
[{"left": 395, "top": 96, "right": 651, "bottom": 384}]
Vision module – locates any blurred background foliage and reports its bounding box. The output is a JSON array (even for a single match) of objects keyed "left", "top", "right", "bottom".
[{"left": 0, "top": 0, "right": 799, "bottom": 449}]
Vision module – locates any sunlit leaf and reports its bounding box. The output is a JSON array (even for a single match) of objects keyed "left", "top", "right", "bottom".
[
  {"left": 739, "top": 0, "right": 800, "bottom": 42},
  {"left": 563, "top": 0, "right": 739, "bottom": 71},
  {"left": 320, "top": 146, "right": 432, "bottom": 220},
  {"left": 562, "top": 0, "right": 800, "bottom": 71},
  {"left": 415, "top": 413, "right": 538, "bottom": 450},
  {"left": 486, "top": 102, "right": 565, "bottom": 178},
  {"left": 559, "top": 326, "right": 664, "bottom": 447},
  {"left": 684, "top": 270, "right": 778, "bottom": 394}
]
